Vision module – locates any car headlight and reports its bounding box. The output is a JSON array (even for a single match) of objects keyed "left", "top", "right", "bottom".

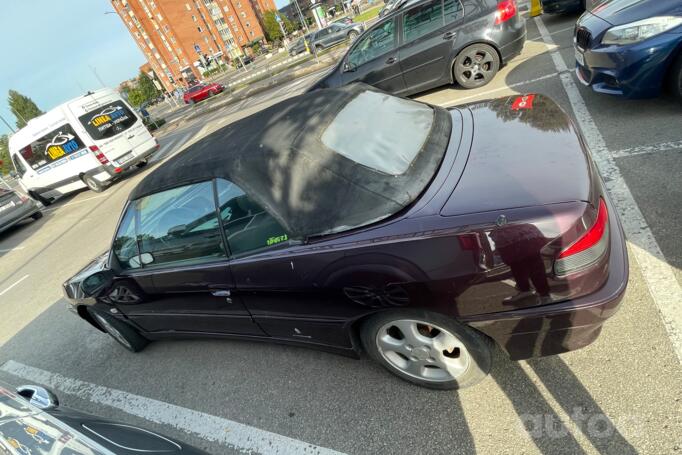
[{"left": 602, "top": 16, "right": 682, "bottom": 45}]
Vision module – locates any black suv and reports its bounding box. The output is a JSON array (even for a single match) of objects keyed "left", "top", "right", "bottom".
[{"left": 311, "top": 0, "right": 525, "bottom": 95}]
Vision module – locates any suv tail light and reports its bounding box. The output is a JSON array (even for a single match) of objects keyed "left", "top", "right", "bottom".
[
  {"left": 495, "top": 0, "right": 517, "bottom": 25},
  {"left": 90, "top": 145, "right": 109, "bottom": 165},
  {"left": 554, "top": 198, "right": 609, "bottom": 276}
]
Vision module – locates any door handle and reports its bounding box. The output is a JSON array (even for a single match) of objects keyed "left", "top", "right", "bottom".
[
  {"left": 385, "top": 57, "right": 397, "bottom": 64},
  {"left": 211, "top": 290, "right": 231, "bottom": 297},
  {"left": 443, "top": 32, "right": 456, "bottom": 40}
]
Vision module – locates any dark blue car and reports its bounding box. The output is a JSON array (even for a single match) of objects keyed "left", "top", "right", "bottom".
[
  {"left": 574, "top": 0, "right": 682, "bottom": 99},
  {"left": 541, "top": 0, "right": 585, "bottom": 15}
]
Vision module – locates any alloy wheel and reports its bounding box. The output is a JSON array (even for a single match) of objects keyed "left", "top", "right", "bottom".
[
  {"left": 375, "top": 319, "right": 471, "bottom": 382},
  {"left": 456, "top": 49, "right": 495, "bottom": 87}
]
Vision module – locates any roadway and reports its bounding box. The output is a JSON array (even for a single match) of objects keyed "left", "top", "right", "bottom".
[{"left": 0, "top": 12, "right": 680, "bottom": 455}]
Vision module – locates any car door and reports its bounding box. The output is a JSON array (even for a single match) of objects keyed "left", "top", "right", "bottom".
[
  {"left": 111, "top": 180, "right": 266, "bottom": 336},
  {"left": 328, "top": 23, "right": 346, "bottom": 46},
  {"left": 398, "top": 0, "right": 464, "bottom": 93},
  {"left": 341, "top": 18, "right": 407, "bottom": 93},
  {"left": 213, "top": 178, "right": 357, "bottom": 349}
]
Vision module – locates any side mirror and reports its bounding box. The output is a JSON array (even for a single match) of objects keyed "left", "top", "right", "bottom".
[
  {"left": 82, "top": 272, "right": 107, "bottom": 295},
  {"left": 16, "top": 385, "right": 59, "bottom": 411},
  {"left": 9, "top": 170, "right": 17, "bottom": 178},
  {"left": 129, "top": 252, "right": 154, "bottom": 269}
]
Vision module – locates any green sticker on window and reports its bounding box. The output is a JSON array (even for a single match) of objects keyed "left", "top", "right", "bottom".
[{"left": 267, "top": 234, "right": 288, "bottom": 246}]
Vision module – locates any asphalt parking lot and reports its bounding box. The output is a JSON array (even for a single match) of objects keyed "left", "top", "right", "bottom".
[{"left": 0, "top": 11, "right": 680, "bottom": 455}]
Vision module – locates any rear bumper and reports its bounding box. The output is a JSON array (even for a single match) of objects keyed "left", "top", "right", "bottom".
[
  {"left": 499, "top": 17, "right": 527, "bottom": 64},
  {"left": 463, "top": 192, "right": 629, "bottom": 360}
]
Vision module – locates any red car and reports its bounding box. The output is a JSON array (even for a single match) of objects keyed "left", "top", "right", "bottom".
[{"left": 183, "top": 83, "right": 224, "bottom": 104}]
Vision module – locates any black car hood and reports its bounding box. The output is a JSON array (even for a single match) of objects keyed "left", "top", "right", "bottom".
[{"left": 590, "top": 0, "right": 682, "bottom": 26}]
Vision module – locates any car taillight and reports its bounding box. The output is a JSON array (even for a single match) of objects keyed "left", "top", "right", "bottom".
[
  {"left": 554, "top": 198, "right": 609, "bottom": 276},
  {"left": 90, "top": 145, "right": 109, "bottom": 165},
  {"left": 495, "top": 0, "right": 517, "bottom": 25}
]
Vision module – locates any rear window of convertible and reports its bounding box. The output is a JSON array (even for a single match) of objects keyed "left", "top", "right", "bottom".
[{"left": 321, "top": 90, "right": 434, "bottom": 175}]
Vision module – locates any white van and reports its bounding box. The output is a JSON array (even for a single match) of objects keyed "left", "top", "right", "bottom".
[{"left": 9, "top": 88, "right": 158, "bottom": 205}]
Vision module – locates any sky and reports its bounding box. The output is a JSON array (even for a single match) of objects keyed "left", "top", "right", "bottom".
[{"left": 0, "top": 1, "right": 147, "bottom": 136}]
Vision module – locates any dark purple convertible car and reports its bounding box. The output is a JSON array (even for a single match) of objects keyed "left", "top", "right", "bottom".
[{"left": 64, "top": 85, "right": 628, "bottom": 389}]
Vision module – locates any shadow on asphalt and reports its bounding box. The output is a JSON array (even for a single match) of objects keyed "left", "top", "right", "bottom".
[{"left": 0, "top": 293, "right": 638, "bottom": 455}]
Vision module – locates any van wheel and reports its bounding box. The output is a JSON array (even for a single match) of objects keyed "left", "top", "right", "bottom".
[
  {"left": 31, "top": 211, "right": 43, "bottom": 220},
  {"left": 453, "top": 43, "right": 500, "bottom": 89},
  {"left": 82, "top": 175, "right": 105, "bottom": 193},
  {"left": 136, "top": 159, "right": 148, "bottom": 168},
  {"left": 28, "top": 190, "right": 51, "bottom": 206},
  {"left": 88, "top": 308, "right": 148, "bottom": 353}
]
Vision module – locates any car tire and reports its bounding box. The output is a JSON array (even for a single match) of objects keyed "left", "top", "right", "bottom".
[
  {"left": 31, "top": 211, "right": 43, "bottom": 220},
  {"left": 136, "top": 159, "right": 148, "bottom": 168},
  {"left": 348, "top": 30, "right": 359, "bottom": 42},
  {"left": 28, "top": 190, "right": 51, "bottom": 206},
  {"left": 82, "top": 174, "right": 105, "bottom": 193},
  {"left": 453, "top": 43, "right": 500, "bottom": 89},
  {"left": 190, "top": 99, "right": 196, "bottom": 105},
  {"left": 360, "top": 309, "right": 492, "bottom": 389},
  {"left": 88, "top": 308, "right": 149, "bottom": 353},
  {"left": 315, "top": 44, "right": 323, "bottom": 52},
  {"left": 668, "top": 52, "right": 682, "bottom": 102}
]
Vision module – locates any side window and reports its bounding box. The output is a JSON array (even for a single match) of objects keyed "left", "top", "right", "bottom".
[
  {"left": 18, "top": 123, "right": 87, "bottom": 172},
  {"left": 113, "top": 205, "right": 141, "bottom": 270},
  {"left": 402, "top": 0, "right": 444, "bottom": 43},
  {"left": 348, "top": 19, "right": 396, "bottom": 67},
  {"left": 135, "top": 181, "right": 226, "bottom": 268},
  {"left": 11, "top": 154, "right": 26, "bottom": 177},
  {"left": 216, "top": 179, "right": 291, "bottom": 257},
  {"left": 443, "top": 0, "right": 464, "bottom": 23}
]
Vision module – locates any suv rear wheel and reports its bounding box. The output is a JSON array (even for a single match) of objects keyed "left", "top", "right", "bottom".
[{"left": 360, "top": 310, "right": 492, "bottom": 389}]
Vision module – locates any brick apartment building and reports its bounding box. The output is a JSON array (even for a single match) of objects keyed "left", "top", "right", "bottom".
[{"left": 111, "top": 0, "right": 276, "bottom": 92}]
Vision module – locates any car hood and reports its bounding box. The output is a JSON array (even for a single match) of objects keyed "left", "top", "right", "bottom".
[
  {"left": 441, "top": 94, "right": 594, "bottom": 216},
  {"left": 589, "top": 0, "right": 682, "bottom": 26}
]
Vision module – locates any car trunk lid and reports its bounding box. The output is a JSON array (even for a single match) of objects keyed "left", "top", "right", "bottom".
[{"left": 441, "top": 94, "right": 595, "bottom": 217}]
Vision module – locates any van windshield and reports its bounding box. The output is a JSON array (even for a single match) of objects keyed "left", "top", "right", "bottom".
[{"left": 78, "top": 99, "right": 138, "bottom": 141}]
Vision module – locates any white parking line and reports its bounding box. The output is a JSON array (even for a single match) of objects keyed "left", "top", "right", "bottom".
[
  {"left": 536, "top": 16, "right": 682, "bottom": 364},
  {"left": 611, "top": 140, "right": 682, "bottom": 159},
  {"left": 0, "top": 361, "right": 345, "bottom": 455},
  {"left": 0, "top": 275, "right": 29, "bottom": 297},
  {"left": 441, "top": 71, "right": 560, "bottom": 107}
]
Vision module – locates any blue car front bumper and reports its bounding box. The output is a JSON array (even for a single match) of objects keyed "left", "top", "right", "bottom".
[{"left": 575, "top": 30, "right": 682, "bottom": 99}]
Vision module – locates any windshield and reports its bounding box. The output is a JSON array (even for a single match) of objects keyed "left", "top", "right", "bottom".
[{"left": 187, "top": 85, "right": 205, "bottom": 93}]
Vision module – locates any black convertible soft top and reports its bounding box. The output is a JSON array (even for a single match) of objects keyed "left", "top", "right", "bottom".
[{"left": 129, "top": 84, "right": 451, "bottom": 239}]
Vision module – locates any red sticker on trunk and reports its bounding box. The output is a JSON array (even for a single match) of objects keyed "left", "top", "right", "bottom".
[{"left": 511, "top": 94, "right": 535, "bottom": 110}]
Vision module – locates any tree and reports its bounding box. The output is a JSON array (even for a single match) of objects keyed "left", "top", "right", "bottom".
[
  {"left": 7, "top": 90, "right": 43, "bottom": 129},
  {"left": 137, "top": 71, "right": 160, "bottom": 102},
  {"left": 262, "top": 10, "right": 294, "bottom": 42},
  {"left": 0, "top": 134, "right": 10, "bottom": 175}
]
